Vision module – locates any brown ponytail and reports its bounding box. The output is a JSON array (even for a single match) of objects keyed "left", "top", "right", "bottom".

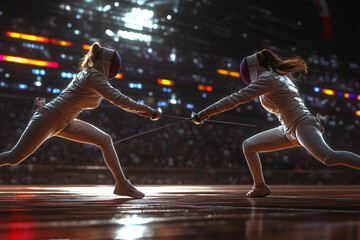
[
  {"left": 257, "top": 49, "right": 308, "bottom": 80},
  {"left": 79, "top": 42, "right": 103, "bottom": 70}
]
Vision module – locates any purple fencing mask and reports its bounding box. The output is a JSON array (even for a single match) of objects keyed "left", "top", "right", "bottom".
[
  {"left": 108, "top": 51, "right": 121, "bottom": 79},
  {"left": 240, "top": 58, "right": 251, "bottom": 84}
]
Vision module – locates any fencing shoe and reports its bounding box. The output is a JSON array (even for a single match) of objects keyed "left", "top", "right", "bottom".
[
  {"left": 114, "top": 180, "right": 145, "bottom": 199},
  {"left": 246, "top": 183, "right": 271, "bottom": 198}
]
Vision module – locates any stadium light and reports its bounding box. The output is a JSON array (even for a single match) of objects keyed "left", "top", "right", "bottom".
[
  {"left": 169, "top": 53, "right": 176, "bottom": 62},
  {"left": 82, "top": 44, "right": 91, "bottom": 50},
  {"left": 6, "top": 31, "right": 50, "bottom": 43},
  {"left": 186, "top": 103, "right": 194, "bottom": 109},
  {"left": 117, "top": 30, "right": 152, "bottom": 42},
  {"left": 115, "top": 73, "right": 123, "bottom": 79},
  {"left": 229, "top": 71, "right": 240, "bottom": 78},
  {"left": 105, "top": 29, "right": 114, "bottom": 37},
  {"left": 217, "top": 69, "right": 228, "bottom": 75},
  {"left": 217, "top": 69, "right": 240, "bottom": 78},
  {"left": 344, "top": 93, "right": 355, "bottom": 99},
  {"left": 103, "top": 5, "right": 111, "bottom": 12},
  {"left": 122, "top": 7, "right": 155, "bottom": 31},
  {"left": 197, "top": 85, "right": 205, "bottom": 91},
  {"left": 157, "top": 78, "right": 174, "bottom": 86},
  {"left": 322, "top": 89, "right": 335, "bottom": 96},
  {"left": 18, "top": 83, "right": 28, "bottom": 89},
  {"left": 197, "top": 84, "right": 213, "bottom": 92},
  {"left": 315, "top": 87, "right": 359, "bottom": 101},
  {"left": 0, "top": 54, "right": 59, "bottom": 68},
  {"left": 51, "top": 39, "right": 73, "bottom": 47}
]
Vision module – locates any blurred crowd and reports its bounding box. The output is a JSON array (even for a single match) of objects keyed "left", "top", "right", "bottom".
[
  {"left": 0, "top": 93, "right": 359, "bottom": 185},
  {"left": 1, "top": 0, "right": 359, "bottom": 185}
]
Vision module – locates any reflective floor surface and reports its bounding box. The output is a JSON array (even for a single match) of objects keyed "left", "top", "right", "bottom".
[{"left": 0, "top": 185, "right": 360, "bottom": 240}]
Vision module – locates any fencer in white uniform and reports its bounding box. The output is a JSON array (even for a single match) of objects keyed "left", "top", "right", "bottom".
[
  {"left": 0, "top": 42, "right": 162, "bottom": 198},
  {"left": 192, "top": 49, "right": 360, "bottom": 197}
]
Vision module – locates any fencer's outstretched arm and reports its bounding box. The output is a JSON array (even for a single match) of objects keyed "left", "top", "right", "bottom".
[
  {"left": 88, "top": 72, "right": 157, "bottom": 119},
  {"left": 194, "top": 77, "right": 272, "bottom": 123}
]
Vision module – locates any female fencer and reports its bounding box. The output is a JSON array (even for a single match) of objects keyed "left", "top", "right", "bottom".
[
  {"left": 0, "top": 42, "right": 162, "bottom": 199},
  {"left": 191, "top": 49, "right": 360, "bottom": 197}
]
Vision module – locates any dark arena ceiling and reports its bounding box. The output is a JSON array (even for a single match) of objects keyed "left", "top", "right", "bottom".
[{"left": 0, "top": 0, "right": 359, "bottom": 120}]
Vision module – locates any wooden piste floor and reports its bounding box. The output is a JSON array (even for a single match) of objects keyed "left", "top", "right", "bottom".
[{"left": 0, "top": 185, "right": 360, "bottom": 240}]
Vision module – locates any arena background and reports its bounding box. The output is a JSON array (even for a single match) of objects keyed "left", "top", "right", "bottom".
[{"left": 0, "top": 0, "right": 359, "bottom": 185}]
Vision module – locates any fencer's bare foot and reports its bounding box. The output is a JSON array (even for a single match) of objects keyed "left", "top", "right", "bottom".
[
  {"left": 114, "top": 180, "right": 145, "bottom": 199},
  {"left": 246, "top": 183, "right": 271, "bottom": 198}
]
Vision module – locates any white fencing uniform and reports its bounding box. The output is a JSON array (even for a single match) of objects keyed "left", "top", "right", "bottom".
[
  {"left": 0, "top": 48, "right": 155, "bottom": 187},
  {"left": 199, "top": 54, "right": 360, "bottom": 184}
]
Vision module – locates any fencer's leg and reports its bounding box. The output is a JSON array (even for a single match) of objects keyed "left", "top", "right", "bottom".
[
  {"left": 56, "top": 119, "right": 144, "bottom": 198},
  {"left": 242, "top": 126, "right": 297, "bottom": 197},
  {"left": 296, "top": 123, "right": 360, "bottom": 170},
  {"left": 0, "top": 108, "right": 54, "bottom": 166}
]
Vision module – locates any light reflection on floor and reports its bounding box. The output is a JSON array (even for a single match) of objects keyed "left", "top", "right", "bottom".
[{"left": 0, "top": 185, "right": 360, "bottom": 240}]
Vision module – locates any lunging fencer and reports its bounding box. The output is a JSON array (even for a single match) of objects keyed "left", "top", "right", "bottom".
[
  {"left": 191, "top": 49, "right": 360, "bottom": 198},
  {"left": 0, "top": 42, "right": 162, "bottom": 199}
]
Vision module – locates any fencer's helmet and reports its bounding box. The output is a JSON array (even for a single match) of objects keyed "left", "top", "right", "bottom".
[
  {"left": 240, "top": 53, "right": 258, "bottom": 85},
  {"left": 95, "top": 47, "right": 122, "bottom": 80},
  {"left": 108, "top": 51, "right": 121, "bottom": 79},
  {"left": 240, "top": 58, "right": 250, "bottom": 84}
]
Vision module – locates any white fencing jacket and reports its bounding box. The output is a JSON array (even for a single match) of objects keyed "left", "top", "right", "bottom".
[
  {"left": 201, "top": 54, "right": 320, "bottom": 141},
  {"left": 46, "top": 48, "right": 154, "bottom": 123}
]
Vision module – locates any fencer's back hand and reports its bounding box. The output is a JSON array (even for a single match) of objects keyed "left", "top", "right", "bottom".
[
  {"left": 191, "top": 111, "right": 208, "bottom": 124},
  {"left": 151, "top": 107, "right": 162, "bottom": 121}
]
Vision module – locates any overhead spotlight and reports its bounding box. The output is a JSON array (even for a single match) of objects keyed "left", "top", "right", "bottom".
[
  {"left": 157, "top": 101, "right": 167, "bottom": 107},
  {"left": 52, "top": 88, "right": 61, "bottom": 94},
  {"left": 157, "top": 78, "right": 174, "bottom": 86},
  {"left": 167, "top": 15, "right": 172, "bottom": 20},
  {"left": 105, "top": 29, "right": 114, "bottom": 37},
  {"left": 18, "top": 83, "right": 28, "bottom": 89},
  {"left": 103, "top": 5, "right": 111, "bottom": 12},
  {"left": 117, "top": 30, "right": 152, "bottom": 42},
  {"left": 169, "top": 53, "right": 176, "bottom": 62},
  {"left": 137, "top": 0, "right": 145, "bottom": 5},
  {"left": 322, "top": 89, "right": 335, "bottom": 96},
  {"left": 186, "top": 104, "right": 194, "bottom": 109},
  {"left": 114, "top": 2, "right": 119, "bottom": 7}
]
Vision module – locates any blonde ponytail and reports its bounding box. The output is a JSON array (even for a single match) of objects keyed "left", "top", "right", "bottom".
[
  {"left": 257, "top": 49, "right": 308, "bottom": 80},
  {"left": 79, "top": 42, "right": 102, "bottom": 70}
]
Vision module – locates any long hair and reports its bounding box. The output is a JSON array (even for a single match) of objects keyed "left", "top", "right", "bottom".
[
  {"left": 79, "top": 42, "right": 103, "bottom": 70},
  {"left": 257, "top": 49, "right": 308, "bottom": 80}
]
